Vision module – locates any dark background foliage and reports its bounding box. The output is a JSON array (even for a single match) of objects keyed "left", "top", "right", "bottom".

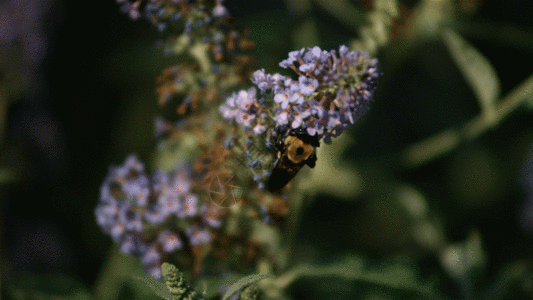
[{"left": 1, "top": 0, "right": 533, "bottom": 298}]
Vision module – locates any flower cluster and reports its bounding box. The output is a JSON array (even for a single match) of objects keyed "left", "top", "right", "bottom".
[
  {"left": 105, "top": 0, "right": 379, "bottom": 282},
  {"left": 117, "top": 0, "right": 223, "bottom": 32},
  {"left": 95, "top": 154, "right": 223, "bottom": 279},
  {"left": 220, "top": 45, "right": 379, "bottom": 144},
  {"left": 116, "top": 0, "right": 254, "bottom": 65},
  {"left": 118, "top": 0, "right": 255, "bottom": 116}
]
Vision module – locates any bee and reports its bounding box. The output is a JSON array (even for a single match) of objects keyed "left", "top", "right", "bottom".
[{"left": 267, "top": 128, "right": 320, "bottom": 192}]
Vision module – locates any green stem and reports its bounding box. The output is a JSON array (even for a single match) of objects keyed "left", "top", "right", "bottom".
[{"left": 401, "top": 73, "right": 533, "bottom": 168}]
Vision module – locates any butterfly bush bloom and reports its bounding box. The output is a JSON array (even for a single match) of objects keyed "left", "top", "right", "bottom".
[
  {"left": 118, "top": 0, "right": 255, "bottom": 116},
  {"left": 221, "top": 45, "right": 379, "bottom": 144},
  {"left": 218, "top": 46, "right": 379, "bottom": 189},
  {"left": 95, "top": 154, "right": 223, "bottom": 279}
]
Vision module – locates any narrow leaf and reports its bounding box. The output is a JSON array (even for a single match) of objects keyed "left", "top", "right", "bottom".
[
  {"left": 443, "top": 29, "right": 500, "bottom": 121},
  {"left": 221, "top": 274, "right": 273, "bottom": 300}
]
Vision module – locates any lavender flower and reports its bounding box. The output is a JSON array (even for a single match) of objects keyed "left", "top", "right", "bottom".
[
  {"left": 221, "top": 45, "right": 379, "bottom": 145},
  {"left": 217, "top": 46, "right": 379, "bottom": 192},
  {"left": 95, "top": 155, "right": 224, "bottom": 279}
]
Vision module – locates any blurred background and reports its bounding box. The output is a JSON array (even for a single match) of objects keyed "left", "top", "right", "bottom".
[{"left": 1, "top": 0, "right": 533, "bottom": 299}]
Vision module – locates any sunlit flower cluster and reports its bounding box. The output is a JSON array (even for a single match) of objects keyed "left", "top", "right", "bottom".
[{"left": 220, "top": 45, "right": 379, "bottom": 144}]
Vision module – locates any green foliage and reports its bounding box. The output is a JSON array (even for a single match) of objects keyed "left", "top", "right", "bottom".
[
  {"left": 238, "top": 284, "right": 260, "bottom": 300},
  {"left": 161, "top": 263, "right": 201, "bottom": 300},
  {"left": 0, "top": 168, "right": 15, "bottom": 184},
  {"left": 443, "top": 29, "right": 500, "bottom": 123},
  {"left": 8, "top": 272, "right": 92, "bottom": 300},
  {"left": 221, "top": 274, "right": 273, "bottom": 300},
  {"left": 130, "top": 274, "right": 172, "bottom": 300},
  {"left": 261, "top": 254, "right": 446, "bottom": 299}
]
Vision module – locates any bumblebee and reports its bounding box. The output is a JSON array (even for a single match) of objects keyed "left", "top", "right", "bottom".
[{"left": 267, "top": 128, "right": 320, "bottom": 192}]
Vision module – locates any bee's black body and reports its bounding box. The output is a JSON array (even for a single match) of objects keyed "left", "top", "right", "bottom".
[{"left": 267, "top": 128, "right": 320, "bottom": 192}]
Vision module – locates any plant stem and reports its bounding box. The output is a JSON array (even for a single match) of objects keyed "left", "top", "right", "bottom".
[{"left": 401, "top": 73, "right": 533, "bottom": 168}]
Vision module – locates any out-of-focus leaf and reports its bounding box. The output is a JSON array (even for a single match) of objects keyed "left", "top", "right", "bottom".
[
  {"left": 0, "top": 168, "right": 15, "bottom": 184},
  {"left": 511, "top": 74, "right": 533, "bottom": 110},
  {"left": 402, "top": 128, "right": 461, "bottom": 167},
  {"left": 267, "top": 255, "right": 446, "bottom": 299},
  {"left": 443, "top": 29, "right": 500, "bottom": 122},
  {"left": 350, "top": 0, "right": 398, "bottom": 55},
  {"left": 439, "top": 230, "right": 486, "bottom": 280},
  {"left": 130, "top": 274, "right": 172, "bottom": 300},
  {"left": 314, "top": 0, "right": 366, "bottom": 30},
  {"left": 9, "top": 272, "right": 92, "bottom": 300},
  {"left": 93, "top": 247, "right": 146, "bottom": 300},
  {"left": 221, "top": 274, "right": 273, "bottom": 300},
  {"left": 301, "top": 133, "right": 362, "bottom": 199},
  {"left": 195, "top": 273, "right": 242, "bottom": 299},
  {"left": 480, "top": 259, "right": 533, "bottom": 300},
  {"left": 10, "top": 290, "right": 93, "bottom": 300}
]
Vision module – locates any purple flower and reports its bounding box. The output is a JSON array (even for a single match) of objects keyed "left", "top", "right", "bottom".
[
  {"left": 305, "top": 119, "right": 319, "bottom": 136},
  {"left": 119, "top": 233, "right": 147, "bottom": 256},
  {"left": 177, "top": 194, "right": 198, "bottom": 218},
  {"left": 143, "top": 204, "right": 168, "bottom": 225},
  {"left": 158, "top": 230, "right": 183, "bottom": 253},
  {"left": 219, "top": 104, "right": 236, "bottom": 120},
  {"left": 160, "top": 197, "right": 181, "bottom": 215},
  {"left": 146, "top": 263, "right": 163, "bottom": 281},
  {"left": 273, "top": 108, "right": 289, "bottom": 126},
  {"left": 235, "top": 110, "right": 256, "bottom": 127},
  {"left": 339, "top": 44, "right": 349, "bottom": 56},
  {"left": 299, "top": 46, "right": 330, "bottom": 73},
  {"left": 235, "top": 88, "right": 256, "bottom": 111},
  {"left": 251, "top": 69, "right": 268, "bottom": 92},
  {"left": 172, "top": 176, "right": 191, "bottom": 195},
  {"left": 338, "top": 102, "right": 355, "bottom": 124},
  {"left": 253, "top": 174, "right": 262, "bottom": 182},
  {"left": 110, "top": 222, "right": 126, "bottom": 243},
  {"left": 212, "top": 3, "right": 229, "bottom": 18},
  {"left": 326, "top": 110, "right": 341, "bottom": 131},
  {"left": 291, "top": 104, "right": 312, "bottom": 129},
  {"left": 95, "top": 199, "right": 120, "bottom": 227},
  {"left": 142, "top": 245, "right": 162, "bottom": 265},
  {"left": 252, "top": 124, "right": 266, "bottom": 136},
  {"left": 298, "top": 76, "right": 319, "bottom": 96},
  {"left": 279, "top": 48, "right": 305, "bottom": 68},
  {"left": 274, "top": 87, "right": 291, "bottom": 109},
  {"left": 247, "top": 160, "right": 262, "bottom": 168},
  {"left": 288, "top": 82, "right": 304, "bottom": 104},
  {"left": 120, "top": 208, "right": 144, "bottom": 232},
  {"left": 154, "top": 117, "right": 174, "bottom": 138},
  {"left": 185, "top": 226, "right": 211, "bottom": 246},
  {"left": 123, "top": 154, "right": 145, "bottom": 173},
  {"left": 122, "top": 180, "right": 150, "bottom": 206},
  {"left": 201, "top": 204, "right": 223, "bottom": 228}
]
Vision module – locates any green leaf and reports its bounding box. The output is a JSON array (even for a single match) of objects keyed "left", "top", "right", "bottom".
[
  {"left": 0, "top": 168, "right": 16, "bottom": 184},
  {"left": 443, "top": 29, "right": 500, "bottom": 122},
  {"left": 93, "top": 247, "right": 146, "bottom": 300},
  {"left": 266, "top": 255, "right": 447, "bottom": 299},
  {"left": 194, "top": 273, "right": 242, "bottom": 299},
  {"left": 130, "top": 274, "right": 172, "bottom": 300},
  {"left": 221, "top": 274, "right": 273, "bottom": 300},
  {"left": 9, "top": 272, "right": 93, "bottom": 300}
]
